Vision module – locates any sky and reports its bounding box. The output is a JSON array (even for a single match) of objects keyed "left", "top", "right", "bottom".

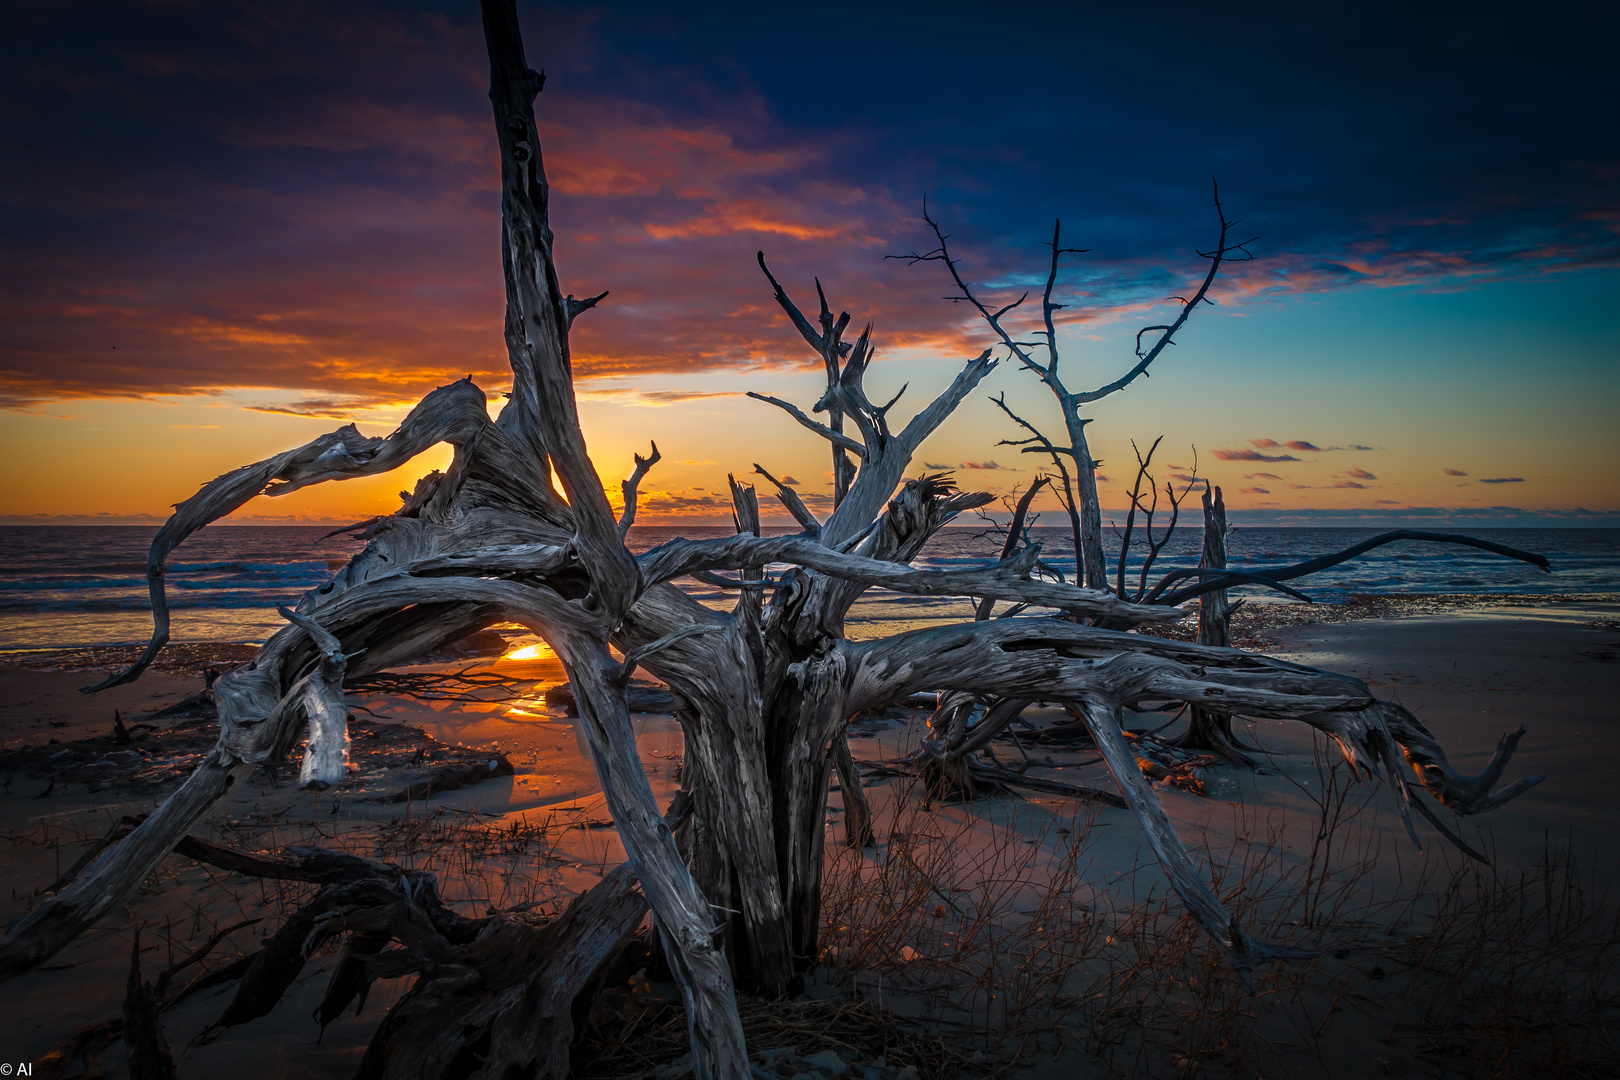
[{"left": 1, "top": 0, "right": 1617, "bottom": 527}]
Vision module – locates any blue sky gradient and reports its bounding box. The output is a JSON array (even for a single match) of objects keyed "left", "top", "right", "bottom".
[{"left": 1, "top": 1, "right": 1615, "bottom": 523}]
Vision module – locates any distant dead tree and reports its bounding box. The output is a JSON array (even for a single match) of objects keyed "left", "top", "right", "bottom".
[
  {"left": 896, "top": 202, "right": 1556, "bottom": 770},
  {"left": 0, "top": 4, "right": 1552, "bottom": 1078}
]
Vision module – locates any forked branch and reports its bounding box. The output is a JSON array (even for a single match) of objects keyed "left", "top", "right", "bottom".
[
  {"left": 753, "top": 464, "right": 822, "bottom": 537},
  {"left": 744, "top": 393, "right": 866, "bottom": 457}
]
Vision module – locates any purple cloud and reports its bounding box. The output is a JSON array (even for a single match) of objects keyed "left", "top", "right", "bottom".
[{"left": 1216, "top": 449, "right": 1301, "bottom": 463}]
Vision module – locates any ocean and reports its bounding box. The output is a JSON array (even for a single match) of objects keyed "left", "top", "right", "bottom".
[{"left": 1, "top": 524, "right": 1617, "bottom": 652}]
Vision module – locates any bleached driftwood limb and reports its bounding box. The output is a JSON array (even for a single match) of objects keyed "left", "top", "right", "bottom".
[
  {"left": 279, "top": 606, "right": 353, "bottom": 789},
  {"left": 744, "top": 392, "right": 867, "bottom": 457},
  {"left": 1072, "top": 693, "right": 1312, "bottom": 987},
  {"left": 639, "top": 533, "right": 1185, "bottom": 624},
  {"left": 82, "top": 377, "right": 543, "bottom": 694}
]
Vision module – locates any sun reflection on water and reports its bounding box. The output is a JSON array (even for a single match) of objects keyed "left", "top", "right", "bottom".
[{"left": 502, "top": 642, "right": 555, "bottom": 661}]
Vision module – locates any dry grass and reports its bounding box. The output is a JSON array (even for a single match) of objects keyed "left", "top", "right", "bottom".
[
  {"left": 573, "top": 993, "right": 987, "bottom": 1080},
  {"left": 1380, "top": 841, "right": 1620, "bottom": 1078},
  {"left": 9, "top": 745, "right": 1617, "bottom": 1079},
  {"left": 815, "top": 754, "right": 1620, "bottom": 1079},
  {"left": 818, "top": 782, "right": 1109, "bottom": 1058}
]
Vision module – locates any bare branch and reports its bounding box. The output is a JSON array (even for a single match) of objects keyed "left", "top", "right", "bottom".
[
  {"left": 976, "top": 475, "right": 1050, "bottom": 620},
  {"left": 845, "top": 617, "right": 1543, "bottom": 852},
  {"left": 1115, "top": 436, "right": 1164, "bottom": 601},
  {"left": 816, "top": 324, "right": 882, "bottom": 453},
  {"left": 638, "top": 533, "right": 1185, "bottom": 624},
  {"left": 744, "top": 392, "right": 866, "bottom": 457},
  {"left": 1041, "top": 219, "right": 1089, "bottom": 376},
  {"left": 618, "top": 440, "right": 662, "bottom": 538},
  {"left": 1075, "top": 180, "right": 1255, "bottom": 404},
  {"left": 618, "top": 625, "right": 722, "bottom": 685},
  {"left": 1148, "top": 529, "right": 1553, "bottom": 605},
  {"left": 753, "top": 464, "right": 821, "bottom": 537},
  {"left": 989, "top": 392, "right": 1083, "bottom": 561},
  {"left": 563, "top": 289, "right": 609, "bottom": 330},
  {"left": 83, "top": 379, "right": 526, "bottom": 693},
  {"left": 756, "top": 251, "right": 850, "bottom": 359},
  {"left": 1073, "top": 694, "right": 1314, "bottom": 985},
  {"left": 1135, "top": 448, "right": 1197, "bottom": 602}
]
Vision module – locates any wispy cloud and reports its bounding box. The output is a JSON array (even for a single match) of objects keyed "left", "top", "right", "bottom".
[
  {"left": 577, "top": 387, "right": 738, "bottom": 405},
  {"left": 1443, "top": 468, "right": 1468, "bottom": 476},
  {"left": 1344, "top": 467, "right": 1377, "bottom": 480},
  {"left": 1248, "top": 438, "right": 1323, "bottom": 452},
  {"left": 1479, "top": 476, "right": 1526, "bottom": 484},
  {"left": 1216, "top": 448, "right": 1301, "bottom": 462},
  {"left": 243, "top": 398, "right": 381, "bottom": 420}
]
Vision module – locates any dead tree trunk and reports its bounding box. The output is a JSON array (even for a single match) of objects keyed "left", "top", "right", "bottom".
[{"left": 1174, "top": 485, "right": 1255, "bottom": 765}]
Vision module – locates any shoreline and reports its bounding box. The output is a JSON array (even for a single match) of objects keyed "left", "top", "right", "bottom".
[{"left": 5, "top": 591, "right": 1615, "bottom": 674}]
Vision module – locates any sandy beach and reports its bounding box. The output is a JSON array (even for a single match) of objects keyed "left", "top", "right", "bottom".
[{"left": 1, "top": 596, "right": 1616, "bottom": 1079}]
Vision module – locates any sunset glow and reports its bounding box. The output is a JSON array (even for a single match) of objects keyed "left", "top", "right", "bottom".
[{"left": 1, "top": 3, "right": 1614, "bottom": 527}]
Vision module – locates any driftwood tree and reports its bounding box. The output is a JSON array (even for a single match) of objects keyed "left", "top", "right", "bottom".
[{"left": 0, "top": 5, "right": 1550, "bottom": 1078}]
